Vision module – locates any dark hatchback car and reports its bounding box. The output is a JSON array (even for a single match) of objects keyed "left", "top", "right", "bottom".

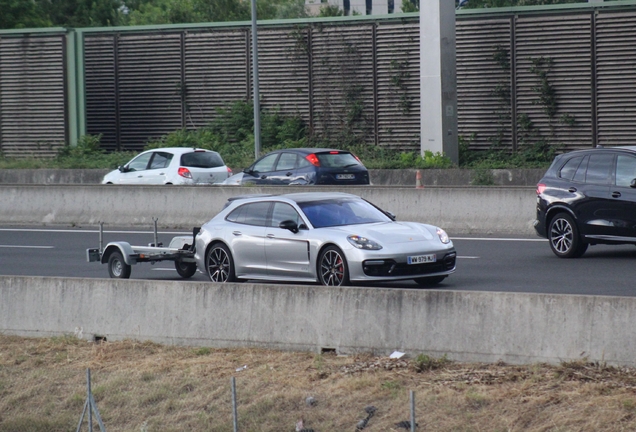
[
  {"left": 222, "top": 148, "right": 370, "bottom": 186},
  {"left": 535, "top": 146, "right": 636, "bottom": 258}
]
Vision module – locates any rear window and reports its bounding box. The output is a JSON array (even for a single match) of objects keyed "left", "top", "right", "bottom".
[
  {"left": 180, "top": 151, "right": 224, "bottom": 168},
  {"left": 316, "top": 152, "right": 362, "bottom": 168}
]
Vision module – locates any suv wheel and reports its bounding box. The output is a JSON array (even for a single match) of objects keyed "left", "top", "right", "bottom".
[{"left": 548, "top": 212, "right": 588, "bottom": 258}]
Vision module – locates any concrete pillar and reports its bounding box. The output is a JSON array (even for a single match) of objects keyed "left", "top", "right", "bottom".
[{"left": 420, "top": 0, "right": 458, "bottom": 163}]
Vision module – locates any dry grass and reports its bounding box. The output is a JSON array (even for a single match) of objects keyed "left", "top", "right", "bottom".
[{"left": 1, "top": 334, "right": 636, "bottom": 432}]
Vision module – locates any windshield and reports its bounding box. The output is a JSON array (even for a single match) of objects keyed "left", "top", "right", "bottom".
[{"left": 298, "top": 198, "right": 391, "bottom": 228}]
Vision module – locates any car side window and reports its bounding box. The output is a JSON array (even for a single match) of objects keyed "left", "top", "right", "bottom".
[
  {"left": 127, "top": 153, "right": 152, "bottom": 172},
  {"left": 149, "top": 152, "right": 173, "bottom": 169},
  {"left": 585, "top": 154, "right": 613, "bottom": 185},
  {"left": 559, "top": 156, "right": 583, "bottom": 181},
  {"left": 226, "top": 202, "right": 271, "bottom": 226},
  {"left": 252, "top": 154, "right": 278, "bottom": 173},
  {"left": 275, "top": 153, "right": 297, "bottom": 171},
  {"left": 616, "top": 155, "right": 636, "bottom": 187},
  {"left": 270, "top": 202, "right": 302, "bottom": 228},
  {"left": 572, "top": 156, "right": 588, "bottom": 183},
  {"left": 297, "top": 157, "right": 312, "bottom": 168}
]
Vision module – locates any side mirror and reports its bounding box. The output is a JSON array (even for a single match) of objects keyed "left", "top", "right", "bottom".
[
  {"left": 630, "top": 179, "right": 636, "bottom": 188},
  {"left": 118, "top": 165, "right": 127, "bottom": 173},
  {"left": 279, "top": 220, "right": 299, "bottom": 233},
  {"left": 386, "top": 211, "right": 396, "bottom": 221}
]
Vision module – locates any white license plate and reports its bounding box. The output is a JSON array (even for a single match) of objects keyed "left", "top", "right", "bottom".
[
  {"left": 407, "top": 254, "right": 436, "bottom": 264},
  {"left": 336, "top": 173, "right": 355, "bottom": 180}
]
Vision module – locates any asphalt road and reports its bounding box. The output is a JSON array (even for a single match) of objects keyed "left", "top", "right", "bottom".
[{"left": 2, "top": 225, "right": 636, "bottom": 296}]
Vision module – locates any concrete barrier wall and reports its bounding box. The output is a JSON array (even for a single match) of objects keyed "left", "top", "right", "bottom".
[
  {"left": 2, "top": 276, "right": 635, "bottom": 366},
  {"left": 0, "top": 168, "right": 546, "bottom": 186},
  {"left": 0, "top": 185, "right": 537, "bottom": 235}
]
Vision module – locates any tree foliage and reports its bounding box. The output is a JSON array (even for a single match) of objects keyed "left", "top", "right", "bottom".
[{"left": 0, "top": 0, "right": 314, "bottom": 29}]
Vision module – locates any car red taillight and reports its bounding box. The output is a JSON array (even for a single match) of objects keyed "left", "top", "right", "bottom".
[
  {"left": 305, "top": 153, "right": 320, "bottom": 167},
  {"left": 227, "top": 167, "right": 233, "bottom": 175},
  {"left": 536, "top": 183, "right": 546, "bottom": 195},
  {"left": 178, "top": 167, "right": 192, "bottom": 179}
]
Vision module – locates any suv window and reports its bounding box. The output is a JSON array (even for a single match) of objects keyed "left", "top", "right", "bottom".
[
  {"left": 180, "top": 151, "right": 224, "bottom": 168},
  {"left": 616, "top": 155, "right": 636, "bottom": 187},
  {"left": 559, "top": 156, "right": 584, "bottom": 181},
  {"left": 226, "top": 202, "right": 271, "bottom": 226},
  {"left": 585, "top": 154, "right": 613, "bottom": 185},
  {"left": 572, "top": 156, "right": 588, "bottom": 183}
]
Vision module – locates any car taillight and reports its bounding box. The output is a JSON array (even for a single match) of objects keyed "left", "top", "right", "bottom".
[
  {"left": 536, "top": 183, "right": 546, "bottom": 195},
  {"left": 227, "top": 167, "right": 233, "bottom": 175},
  {"left": 178, "top": 167, "right": 192, "bottom": 179},
  {"left": 352, "top": 153, "right": 362, "bottom": 163},
  {"left": 305, "top": 153, "right": 320, "bottom": 167}
]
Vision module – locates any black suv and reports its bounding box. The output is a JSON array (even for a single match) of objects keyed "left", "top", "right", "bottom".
[{"left": 535, "top": 146, "right": 636, "bottom": 258}]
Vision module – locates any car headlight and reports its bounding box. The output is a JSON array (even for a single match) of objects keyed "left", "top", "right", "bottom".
[
  {"left": 347, "top": 235, "right": 382, "bottom": 250},
  {"left": 437, "top": 228, "right": 450, "bottom": 244}
]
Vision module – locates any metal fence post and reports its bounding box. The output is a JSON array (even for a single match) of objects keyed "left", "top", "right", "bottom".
[
  {"left": 410, "top": 390, "right": 415, "bottom": 432},
  {"left": 232, "top": 377, "right": 238, "bottom": 432}
]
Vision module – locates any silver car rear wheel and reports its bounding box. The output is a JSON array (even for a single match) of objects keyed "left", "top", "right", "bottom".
[
  {"left": 206, "top": 243, "right": 236, "bottom": 282},
  {"left": 318, "top": 246, "right": 349, "bottom": 286}
]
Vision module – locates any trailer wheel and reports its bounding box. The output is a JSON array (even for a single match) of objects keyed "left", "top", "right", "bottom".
[
  {"left": 175, "top": 261, "right": 197, "bottom": 278},
  {"left": 108, "top": 251, "right": 131, "bottom": 279}
]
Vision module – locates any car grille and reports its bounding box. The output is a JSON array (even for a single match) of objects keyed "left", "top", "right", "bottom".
[{"left": 362, "top": 252, "right": 456, "bottom": 277}]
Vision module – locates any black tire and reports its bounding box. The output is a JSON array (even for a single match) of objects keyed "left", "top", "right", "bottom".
[
  {"left": 108, "top": 251, "right": 131, "bottom": 279},
  {"left": 414, "top": 275, "right": 447, "bottom": 287},
  {"left": 206, "top": 243, "right": 236, "bottom": 283},
  {"left": 318, "top": 245, "right": 350, "bottom": 286},
  {"left": 175, "top": 261, "right": 197, "bottom": 278},
  {"left": 548, "top": 212, "right": 588, "bottom": 258}
]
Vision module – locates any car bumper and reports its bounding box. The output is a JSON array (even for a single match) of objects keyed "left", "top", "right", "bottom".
[{"left": 345, "top": 247, "right": 457, "bottom": 282}]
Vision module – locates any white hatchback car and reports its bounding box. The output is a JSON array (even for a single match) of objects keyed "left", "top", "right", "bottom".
[{"left": 102, "top": 147, "right": 232, "bottom": 185}]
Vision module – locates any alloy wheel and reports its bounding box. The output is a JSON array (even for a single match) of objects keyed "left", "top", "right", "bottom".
[
  {"left": 207, "top": 247, "right": 231, "bottom": 282},
  {"left": 550, "top": 217, "right": 574, "bottom": 254},
  {"left": 320, "top": 249, "right": 345, "bottom": 286}
]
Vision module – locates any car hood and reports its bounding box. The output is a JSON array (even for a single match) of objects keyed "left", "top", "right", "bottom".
[
  {"left": 220, "top": 172, "right": 244, "bottom": 185},
  {"left": 330, "top": 221, "right": 436, "bottom": 244},
  {"left": 101, "top": 169, "right": 120, "bottom": 184}
]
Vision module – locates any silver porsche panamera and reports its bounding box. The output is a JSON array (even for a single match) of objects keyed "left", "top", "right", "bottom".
[{"left": 194, "top": 192, "right": 456, "bottom": 286}]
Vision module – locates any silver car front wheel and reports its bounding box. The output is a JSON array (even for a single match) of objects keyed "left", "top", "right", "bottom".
[{"left": 318, "top": 246, "right": 349, "bottom": 286}]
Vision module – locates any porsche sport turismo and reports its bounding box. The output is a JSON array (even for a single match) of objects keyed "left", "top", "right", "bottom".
[{"left": 194, "top": 192, "right": 456, "bottom": 286}]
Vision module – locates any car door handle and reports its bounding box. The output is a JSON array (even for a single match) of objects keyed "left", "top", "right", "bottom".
[
  {"left": 286, "top": 172, "right": 293, "bottom": 176},
  {"left": 232, "top": 231, "right": 242, "bottom": 236},
  {"left": 568, "top": 187, "right": 577, "bottom": 193},
  {"left": 612, "top": 191, "right": 622, "bottom": 198},
  {"left": 159, "top": 172, "right": 165, "bottom": 175},
  {"left": 260, "top": 175, "right": 267, "bottom": 179},
  {"left": 267, "top": 234, "right": 275, "bottom": 238}
]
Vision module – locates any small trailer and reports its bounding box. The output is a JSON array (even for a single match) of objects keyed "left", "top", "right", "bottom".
[{"left": 86, "top": 219, "right": 200, "bottom": 279}]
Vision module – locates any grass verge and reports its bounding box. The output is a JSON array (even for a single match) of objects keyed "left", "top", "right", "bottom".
[{"left": 1, "top": 335, "right": 635, "bottom": 431}]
